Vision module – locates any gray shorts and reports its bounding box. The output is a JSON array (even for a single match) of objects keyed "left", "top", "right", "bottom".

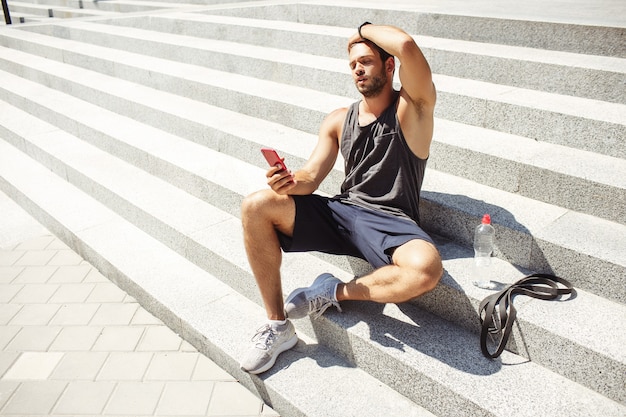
[{"left": 277, "top": 194, "right": 434, "bottom": 269}]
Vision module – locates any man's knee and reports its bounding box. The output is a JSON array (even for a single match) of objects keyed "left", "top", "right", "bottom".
[
  {"left": 241, "top": 189, "right": 295, "bottom": 234},
  {"left": 420, "top": 253, "right": 443, "bottom": 293},
  {"left": 241, "top": 189, "right": 272, "bottom": 219},
  {"left": 394, "top": 240, "right": 443, "bottom": 296}
]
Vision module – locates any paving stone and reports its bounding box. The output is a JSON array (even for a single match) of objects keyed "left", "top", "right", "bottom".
[
  {"left": 12, "top": 265, "right": 57, "bottom": 283},
  {"left": 4, "top": 326, "right": 61, "bottom": 351},
  {"left": 8, "top": 303, "right": 60, "bottom": 325},
  {"left": 1, "top": 381, "right": 66, "bottom": 414},
  {"left": 13, "top": 249, "right": 57, "bottom": 266},
  {"left": 156, "top": 381, "right": 214, "bottom": 416},
  {"left": 49, "top": 351, "right": 108, "bottom": 380},
  {"left": 136, "top": 325, "right": 182, "bottom": 352},
  {"left": 0, "top": 266, "right": 23, "bottom": 283},
  {"left": 192, "top": 354, "right": 236, "bottom": 382},
  {"left": 46, "top": 237, "right": 70, "bottom": 250},
  {"left": 86, "top": 282, "right": 128, "bottom": 302},
  {"left": 0, "top": 352, "right": 19, "bottom": 378},
  {"left": 144, "top": 352, "right": 199, "bottom": 381},
  {"left": 0, "top": 250, "right": 25, "bottom": 266},
  {"left": 54, "top": 381, "right": 116, "bottom": 414},
  {"left": 11, "top": 283, "right": 59, "bottom": 303},
  {"left": 206, "top": 381, "right": 264, "bottom": 416},
  {"left": 105, "top": 381, "right": 164, "bottom": 415},
  {"left": 0, "top": 327, "right": 19, "bottom": 351},
  {"left": 90, "top": 302, "right": 139, "bottom": 326},
  {"left": 0, "top": 304, "right": 21, "bottom": 325},
  {"left": 49, "top": 303, "right": 100, "bottom": 325},
  {"left": 97, "top": 352, "right": 153, "bottom": 381},
  {"left": 0, "top": 284, "right": 23, "bottom": 303},
  {"left": 83, "top": 267, "right": 110, "bottom": 283},
  {"left": 49, "top": 326, "right": 103, "bottom": 351},
  {"left": 48, "top": 249, "right": 85, "bottom": 266},
  {"left": 14, "top": 235, "right": 55, "bottom": 250},
  {"left": 91, "top": 326, "right": 144, "bottom": 351},
  {"left": 2, "top": 352, "right": 64, "bottom": 380},
  {"left": 181, "top": 340, "right": 198, "bottom": 352},
  {"left": 48, "top": 282, "right": 96, "bottom": 302},
  {"left": 0, "top": 381, "right": 20, "bottom": 410},
  {"left": 48, "top": 264, "right": 92, "bottom": 283},
  {"left": 131, "top": 306, "right": 164, "bottom": 325}
]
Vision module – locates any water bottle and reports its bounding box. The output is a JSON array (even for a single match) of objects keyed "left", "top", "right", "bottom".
[{"left": 473, "top": 214, "right": 496, "bottom": 289}]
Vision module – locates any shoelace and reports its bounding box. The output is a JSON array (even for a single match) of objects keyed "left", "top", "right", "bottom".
[
  {"left": 251, "top": 324, "right": 276, "bottom": 351},
  {"left": 309, "top": 292, "right": 342, "bottom": 319}
]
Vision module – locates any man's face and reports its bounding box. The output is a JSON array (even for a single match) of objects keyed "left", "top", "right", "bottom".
[{"left": 349, "top": 42, "right": 388, "bottom": 98}]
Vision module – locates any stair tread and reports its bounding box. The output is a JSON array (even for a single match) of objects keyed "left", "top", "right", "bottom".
[
  {"left": 1, "top": 95, "right": 624, "bottom": 369},
  {"left": 121, "top": 11, "right": 626, "bottom": 73},
  {"left": 8, "top": 0, "right": 117, "bottom": 15},
  {"left": 33, "top": 18, "right": 626, "bottom": 125},
  {"left": 1, "top": 136, "right": 624, "bottom": 416},
  {"left": 0, "top": 55, "right": 624, "bottom": 271},
  {"left": 10, "top": 20, "right": 625, "bottom": 160},
  {"left": 2, "top": 32, "right": 626, "bottom": 190}
]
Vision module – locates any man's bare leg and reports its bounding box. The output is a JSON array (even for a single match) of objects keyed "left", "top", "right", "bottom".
[
  {"left": 241, "top": 189, "right": 296, "bottom": 320},
  {"left": 337, "top": 239, "right": 443, "bottom": 303},
  {"left": 284, "top": 239, "right": 443, "bottom": 319}
]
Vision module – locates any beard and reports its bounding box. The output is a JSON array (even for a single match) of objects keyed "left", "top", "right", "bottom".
[{"left": 356, "top": 68, "right": 388, "bottom": 98}]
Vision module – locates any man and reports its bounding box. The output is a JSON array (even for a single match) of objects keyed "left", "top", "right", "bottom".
[{"left": 240, "top": 23, "right": 443, "bottom": 374}]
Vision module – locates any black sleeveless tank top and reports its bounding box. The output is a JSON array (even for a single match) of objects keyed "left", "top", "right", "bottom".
[{"left": 334, "top": 92, "right": 428, "bottom": 225}]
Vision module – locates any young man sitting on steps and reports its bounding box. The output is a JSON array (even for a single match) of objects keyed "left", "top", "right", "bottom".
[{"left": 240, "top": 22, "right": 443, "bottom": 375}]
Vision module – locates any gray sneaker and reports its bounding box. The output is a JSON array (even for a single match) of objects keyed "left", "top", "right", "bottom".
[
  {"left": 240, "top": 321, "right": 298, "bottom": 375},
  {"left": 285, "top": 273, "right": 342, "bottom": 319}
]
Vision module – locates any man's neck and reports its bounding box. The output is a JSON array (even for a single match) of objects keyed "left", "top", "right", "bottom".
[{"left": 359, "top": 88, "right": 395, "bottom": 124}]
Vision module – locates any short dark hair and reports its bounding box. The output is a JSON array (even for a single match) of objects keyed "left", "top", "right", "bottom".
[{"left": 349, "top": 39, "right": 393, "bottom": 64}]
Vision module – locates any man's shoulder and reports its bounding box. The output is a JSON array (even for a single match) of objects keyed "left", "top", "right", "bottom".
[
  {"left": 329, "top": 106, "right": 350, "bottom": 119},
  {"left": 324, "top": 107, "right": 350, "bottom": 129}
]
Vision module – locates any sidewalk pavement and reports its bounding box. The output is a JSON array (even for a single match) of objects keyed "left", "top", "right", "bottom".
[{"left": 0, "top": 194, "right": 277, "bottom": 416}]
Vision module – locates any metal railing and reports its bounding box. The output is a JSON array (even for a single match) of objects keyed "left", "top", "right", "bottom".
[{"left": 2, "top": 0, "right": 11, "bottom": 24}]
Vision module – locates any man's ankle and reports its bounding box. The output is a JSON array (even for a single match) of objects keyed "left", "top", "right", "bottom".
[{"left": 334, "top": 282, "right": 344, "bottom": 302}]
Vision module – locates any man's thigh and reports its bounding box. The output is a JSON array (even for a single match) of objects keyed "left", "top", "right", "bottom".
[{"left": 278, "top": 195, "right": 362, "bottom": 258}]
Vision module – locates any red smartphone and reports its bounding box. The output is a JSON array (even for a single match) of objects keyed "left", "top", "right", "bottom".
[{"left": 261, "top": 148, "right": 288, "bottom": 172}]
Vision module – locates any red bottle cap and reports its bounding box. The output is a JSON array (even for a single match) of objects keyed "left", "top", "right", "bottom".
[{"left": 482, "top": 214, "right": 491, "bottom": 224}]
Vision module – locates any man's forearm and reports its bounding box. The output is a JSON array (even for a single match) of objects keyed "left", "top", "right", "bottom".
[{"left": 354, "top": 23, "right": 417, "bottom": 60}]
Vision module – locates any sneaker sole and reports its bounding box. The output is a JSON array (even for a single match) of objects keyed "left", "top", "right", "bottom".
[
  {"left": 284, "top": 274, "right": 339, "bottom": 319},
  {"left": 247, "top": 332, "right": 299, "bottom": 375},
  {"left": 284, "top": 286, "right": 308, "bottom": 319}
]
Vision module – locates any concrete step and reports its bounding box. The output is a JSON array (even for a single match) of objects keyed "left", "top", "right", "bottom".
[
  {"left": 6, "top": 1, "right": 117, "bottom": 18},
  {"left": 10, "top": 1, "right": 118, "bottom": 19},
  {"left": 204, "top": 2, "right": 626, "bottom": 57},
  {"left": 0, "top": 69, "right": 624, "bottom": 406},
  {"left": 16, "top": 16, "right": 626, "bottom": 158},
  {"left": 2, "top": 12, "right": 50, "bottom": 24},
  {"left": 0, "top": 101, "right": 624, "bottom": 416},
  {"left": 0, "top": 138, "right": 438, "bottom": 417},
  {"left": 61, "top": 0, "right": 195, "bottom": 13},
  {"left": 0, "top": 2, "right": 624, "bottom": 414},
  {"left": 8, "top": 0, "right": 210, "bottom": 16},
  {"left": 14, "top": 18, "right": 626, "bottom": 222},
  {"left": 0, "top": 45, "right": 623, "bottom": 303},
  {"left": 98, "top": 12, "right": 626, "bottom": 104},
  {"left": 1, "top": 27, "right": 625, "bottom": 227}
]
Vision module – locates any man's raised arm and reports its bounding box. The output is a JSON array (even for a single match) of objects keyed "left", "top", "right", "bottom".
[{"left": 356, "top": 23, "right": 435, "bottom": 109}]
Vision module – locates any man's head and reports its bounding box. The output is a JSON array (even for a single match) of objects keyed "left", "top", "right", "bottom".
[
  {"left": 348, "top": 39, "right": 395, "bottom": 98},
  {"left": 349, "top": 39, "right": 393, "bottom": 64}
]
